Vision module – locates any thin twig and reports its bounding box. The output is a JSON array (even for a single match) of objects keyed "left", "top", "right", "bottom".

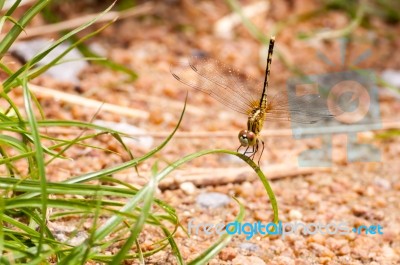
[
  {"left": 41, "top": 127, "right": 292, "bottom": 137},
  {"left": 29, "top": 83, "right": 149, "bottom": 119},
  {"left": 3, "top": 2, "right": 154, "bottom": 40},
  {"left": 114, "top": 166, "right": 333, "bottom": 190},
  {"left": 130, "top": 91, "right": 204, "bottom": 115},
  {"left": 40, "top": 120, "right": 400, "bottom": 138},
  {"left": 29, "top": 83, "right": 203, "bottom": 117}
]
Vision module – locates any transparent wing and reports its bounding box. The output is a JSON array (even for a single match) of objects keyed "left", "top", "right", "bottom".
[
  {"left": 171, "top": 56, "right": 263, "bottom": 115},
  {"left": 171, "top": 56, "right": 342, "bottom": 124},
  {"left": 265, "top": 92, "right": 340, "bottom": 124}
]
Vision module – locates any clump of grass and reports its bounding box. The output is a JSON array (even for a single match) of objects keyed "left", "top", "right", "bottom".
[{"left": 0, "top": 1, "right": 278, "bottom": 264}]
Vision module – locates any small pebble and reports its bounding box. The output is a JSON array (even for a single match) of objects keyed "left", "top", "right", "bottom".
[
  {"left": 238, "top": 181, "right": 254, "bottom": 197},
  {"left": 339, "top": 245, "right": 351, "bottom": 255},
  {"left": 382, "top": 244, "right": 397, "bottom": 260},
  {"left": 325, "top": 238, "right": 347, "bottom": 251},
  {"left": 289, "top": 209, "right": 303, "bottom": 220},
  {"left": 309, "top": 243, "right": 335, "bottom": 258},
  {"left": 374, "top": 178, "right": 391, "bottom": 190},
  {"left": 254, "top": 211, "right": 271, "bottom": 222},
  {"left": 232, "top": 255, "right": 266, "bottom": 265},
  {"left": 382, "top": 230, "right": 396, "bottom": 242},
  {"left": 219, "top": 247, "right": 237, "bottom": 261},
  {"left": 352, "top": 237, "right": 377, "bottom": 259},
  {"left": 351, "top": 205, "right": 368, "bottom": 217},
  {"left": 180, "top": 182, "right": 197, "bottom": 195},
  {"left": 318, "top": 257, "right": 332, "bottom": 264},
  {"left": 239, "top": 242, "right": 259, "bottom": 252},
  {"left": 271, "top": 256, "right": 295, "bottom": 265},
  {"left": 67, "top": 231, "right": 88, "bottom": 246},
  {"left": 307, "top": 234, "right": 326, "bottom": 245},
  {"left": 196, "top": 192, "right": 231, "bottom": 208},
  {"left": 306, "top": 193, "right": 320, "bottom": 204},
  {"left": 374, "top": 197, "right": 387, "bottom": 207},
  {"left": 366, "top": 186, "right": 375, "bottom": 196}
]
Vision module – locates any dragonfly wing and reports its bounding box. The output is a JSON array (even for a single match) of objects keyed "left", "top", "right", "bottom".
[
  {"left": 171, "top": 56, "right": 263, "bottom": 115},
  {"left": 265, "top": 91, "right": 338, "bottom": 124}
]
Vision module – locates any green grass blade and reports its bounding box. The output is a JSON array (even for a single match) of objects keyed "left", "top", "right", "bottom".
[
  {"left": 76, "top": 42, "right": 138, "bottom": 80},
  {"left": 110, "top": 174, "right": 157, "bottom": 263},
  {"left": 22, "top": 19, "right": 115, "bottom": 84},
  {"left": 2, "top": 2, "right": 115, "bottom": 91},
  {"left": 0, "top": 0, "right": 49, "bottom": 58},
  {"left": 152, "top": 149, "right": 278, "bottom": 223},
  {"left": 0, "top": 0, "right": 5, "bottom": 12},
  {"left": 3, "top": 0, "right": 21, "bottom": 16},
  {"left": 22, "top": 77, "right": 48, "bottom": 255}
]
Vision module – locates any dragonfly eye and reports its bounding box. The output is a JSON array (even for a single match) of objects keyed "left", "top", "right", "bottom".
[{"left": 238, "top": 130, "right": 257, "bottom": 147}]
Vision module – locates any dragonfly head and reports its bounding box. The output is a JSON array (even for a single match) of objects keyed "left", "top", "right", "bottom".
[{"left": 238, "top": 130, "right": 257, "bottom": 147}]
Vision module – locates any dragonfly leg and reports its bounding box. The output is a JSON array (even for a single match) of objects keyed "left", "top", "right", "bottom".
[
  {"left": 243, "top": 145, "right": 251, "bottom": 155},
  {"left": 257, "top": 140, "right": 265, "bottom": 166},
  {"left": 253, "top": 141, "right": 259, "bottom": 160},
  {"left": 238, "top": 145, "right": 251, "bottom": 155},
  {"left": 240, "top": 143, "right": 261, "bottom": 162},
  {"left": 237, "top": 145, "right": 242, "bottom": 152},
  {"left": 248, "top": 141, "right": 258, "bottom": 160}
]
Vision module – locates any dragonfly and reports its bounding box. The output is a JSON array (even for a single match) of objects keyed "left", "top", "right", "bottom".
[{"left": 171, "top": 36, "right": 338, "bottom": 164}]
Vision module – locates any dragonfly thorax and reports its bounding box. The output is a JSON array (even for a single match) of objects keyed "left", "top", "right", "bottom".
[
  {"left": 238, "top": 108, "right": 265, "bottom": 147},
  {"left": 248, "top": 108, "right": 266, "bottom": 134}
]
